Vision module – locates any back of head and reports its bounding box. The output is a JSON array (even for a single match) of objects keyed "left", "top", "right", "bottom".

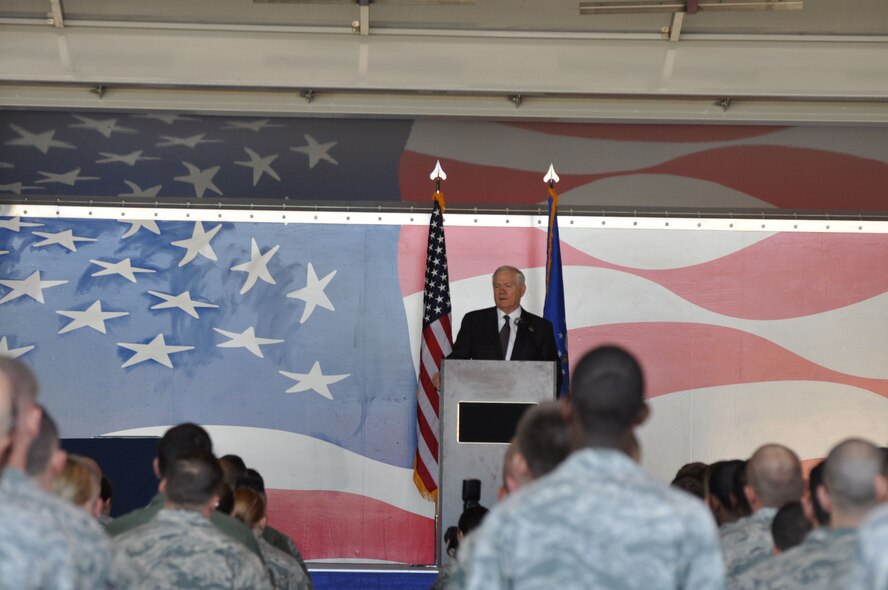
[
  {"left": 672, "top": 462, "right": 708, "bottom": 500},
  {"left": 807, "top": 460, "right": 830, "bottom": 527},
  {"left": 26, "top": 408, "right": 59, "bottom": 477},
  {"left": 747, "top": 444, "right": 804, "bottom": 508},
  {"left": 163, "top": 451, "right": 223, "bottom": 511},
  {"left": 219, "top": 454, "right": 247, "bottom": 488},
  {"left": 0, "top": 370, "right": 12, "bottom": 441},
  {"left": 232, "top": 487, "right": 266, "bottom": 529},
  {"left": 771, "top": 501, "right": 812, "bottom": 553},
  {"left": 157, "top": 423, "right": 212, "bottom": 477},
  {"left": 53, "top": 455, "right": 98, "bottom": 509},
  {"left": 515, "top": 402, "right": 571, "bottom": 480},
  {"left": 0, "top": 357, "right": 38, "bottom": 406},
  {"left": 732, "top": 460, "right": 753, "bottom": 517},
  {"left": 569, "top": 346, "right": 645, "bottom": 437},
  {"left": 824, "top": 438, "right": 883, "bottom": 517},
  {"left": 706, "top": 460, "right": 745, "bottom": 514},
  {"left": 236, "top": 468, "right": 266, "bottom": 496}
]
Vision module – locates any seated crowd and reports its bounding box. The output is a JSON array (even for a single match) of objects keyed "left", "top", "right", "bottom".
[
  {"left": 0, "top": 357, "right": 312, "bottom": 590},
  {"left": 2, "top": 345, "right": 887, "bottom": 590}
]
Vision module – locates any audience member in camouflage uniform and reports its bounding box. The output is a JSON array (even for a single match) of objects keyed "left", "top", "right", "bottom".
[
  {"left": 451, "top": 346, "right": 725, "bottom": 590},
  {"left": 232, "top": 486, "right": 312, "bottom": 590},
  {"left": 0, "top": 359, "right": 129, "bottom": 589},
  {"left": 118, "top": 450, "right": 271, "bottom": 589},
  {"left": 734, "top": 438, "right": 883, "bottom": 590},
  {"left": 848, "top": 502, "right": 888, "bottom": 589},
  {"left": 720, "top": 444, "right": 803, "bottom": 583},
  {"left": 107, "top": 422, "right": 262, "bottom": 558}
]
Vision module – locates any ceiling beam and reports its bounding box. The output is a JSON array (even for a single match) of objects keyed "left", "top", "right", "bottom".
[{"left": 47, "top": 0, "right": 64, "bottom": 28}]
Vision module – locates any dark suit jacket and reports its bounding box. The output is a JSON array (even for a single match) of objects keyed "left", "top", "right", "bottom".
[{"left": 448, "top": 306, "right": 561, "bottom": 391}]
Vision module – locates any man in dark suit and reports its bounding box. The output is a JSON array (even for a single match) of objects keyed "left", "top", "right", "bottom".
[{"left": 441, "top": 265, "right": 560, "bottom": 390}]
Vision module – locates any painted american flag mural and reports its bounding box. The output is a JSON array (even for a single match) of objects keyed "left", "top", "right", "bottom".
[{"left": 2, "top": 110, "right": 888, "bottom": 564}]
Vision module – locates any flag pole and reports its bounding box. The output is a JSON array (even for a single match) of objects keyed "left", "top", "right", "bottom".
[{"left": 542, "top": 164, "right": 570, "bottom": 397}]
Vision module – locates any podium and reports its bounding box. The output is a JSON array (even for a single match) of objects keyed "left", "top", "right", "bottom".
[{"left": 437, "top": 359, "right": 555, "bottom": 565}]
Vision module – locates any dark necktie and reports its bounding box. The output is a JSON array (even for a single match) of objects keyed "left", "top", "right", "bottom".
[{"left": 500, "top": 315, "right": 510, "bottom": 360}]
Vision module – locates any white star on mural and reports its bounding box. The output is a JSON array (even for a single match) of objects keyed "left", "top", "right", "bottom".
[
  {"left": 57, "top": 300, "right": 129, "bottom": 335},
  {"left": 171, "top": 221, "right": 222, "bottom": 267},
  {"left": 90, "top": 258, "right": 155, "bottom": 283},
  {"left": 119, "top": 180, "right": 162, "bottom": 198},
  {"left": 213, "top": 326, "right": 284, "bottom": 359},
  {"left": 286, "top": 262, "right": 337, "bottom": 324},
  {"left": 0, "top": 336, "right": 35, "bottom": 359},
  {"left": 222, "top": 119, "right": 285, "bottom": 132},
  {"left": 70, "top": 115, "right": 137, "bottom": 139},
  {"left": 174, "top": 162, "right": 222, "bottom": 198},
  {"left": 5, "top": 124, "right": 75, "bottom": 154},
  {"left": 117, "top": 334, "right": 194, "bottom": 369},
  {"left": 35, "top": 168, "right": 100, "bottom": 187},
  {"left": 156, "top": 134, "right": 222, "bottom": 149},
  {"left": 147, "top": 290, "right": 218, "bottom": 319},
  {"left": 279, "top": 361, "right": 349, "bottom": 400},
  {"left": 0, "top": 271, "right": 67, "bottom": 305},
  {"left": 96, "top": 150, "right": 159, "bottom": 166},
  {"left": 0, "top": 217, "right": 43, "bottom": 232},
  {"left": 133, "top": 113, "right": 200, "bottom": 125},
  {"left": 32, "top": 230, "right": 97, "bottom": 252},
  {"left": 119, "top": 220, "right": 161, "bottom": 239},
  {"left": 0, "top": 182, "right": 44, "bottom": 195},
  {"left": 235, "top": 148, "right": 280, "bottom": 186},
  {"left": 230, "top": 238, "right": 279, "bottom": 294},
  {"left": 290, "top": 134, "right": 338, "bottom": 168}
]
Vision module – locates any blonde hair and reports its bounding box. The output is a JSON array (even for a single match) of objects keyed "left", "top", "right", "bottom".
[
  {"left": 53, "top": 456, "right": 99, "bottom": 509},
  {"left": 232, "top": 487, "right": 266, "bottom": 530}
]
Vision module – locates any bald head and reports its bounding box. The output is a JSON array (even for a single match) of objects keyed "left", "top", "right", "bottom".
[
  {"left": 824, "top": 438, "right": 883, "bottom": 517},
  {"left": 747, "top": 444, "right": 804, "bottom": 508}
]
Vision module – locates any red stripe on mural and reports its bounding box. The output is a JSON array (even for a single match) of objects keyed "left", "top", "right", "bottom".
[
  {"left": 502, "top": 122, "right": 787, "bottom": 143},
  {"left": 404, "top": 227, "right": 888, "bottom": 320},
  {"left": 645, "top": 145, "right": 888, "bottom": 211},
  {"left": 265, "top": 489, "right": 435, "bottom": 563},
  {"left": 567, "top": 322, "right": 888, "bottom": 399}
]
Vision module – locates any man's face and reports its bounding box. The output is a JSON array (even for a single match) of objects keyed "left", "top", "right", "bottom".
[{"left": 492, "top": 269, "right": 525, "bottom": 314}]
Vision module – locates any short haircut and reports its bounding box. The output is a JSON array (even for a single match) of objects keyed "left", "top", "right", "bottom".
[
  {"left": 164, "top": 451, "right": 223, "bottom": 510},
  {"left": 0, "top": 371, "right": 12, "bottom": 435},
  {"left": 706, "top": 460, "right": 745, "bottom": 513},
  {"left": 747, "top": 444, "right": 804, "bottom": 507},
  {"left": 0, "top": 357, "right": 38, "bottom": 404},
  {"left": 515, "top": 402, "right": 571, "bottom": 479},
  {"left": 672, "top": 476, "right": 705, "bottom": 500},
  {"left": 26, "top": 407, "right": 59, "bottom": 477},
  {"left": 807, "top": 460, "right": 830, "bottom": 526},
  {"left": 220, "top": 454, "right": 247, "bottom": 488},
  {"left": 824, "top": 438, "right": 883, "bottom": 515},
  {"left": 501, "top": 439, "right": 519, "bottom": 488},
  {"left": 157, "top": 423, "right": 212, "bottom": 477},
  {"left": 458, "top": 505, "right": 489, "bottom": 536},
  {"left": 215, "top": 483, "right": 234, "bottom": 516},
  {"left": 569, "top": 346, "right": 644, "bottom": 434},
  {"left": 492, "top": 266, "right": 525, "bottom": 287},
  {"left": 771, "top": 501, "right": 812, "bottom": 552},
  {"left": 236, "top": 468, "right": 266, "bottom": 495},
  {"left": 232, "top": 487, "right": 266, "bottom": 530}
]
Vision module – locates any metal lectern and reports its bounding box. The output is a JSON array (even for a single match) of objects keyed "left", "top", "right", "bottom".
[{"left": 437, "top": 359, "right": 556, "bottom": 565}]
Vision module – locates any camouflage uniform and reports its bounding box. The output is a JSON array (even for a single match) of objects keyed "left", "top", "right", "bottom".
[
  {"left": 847, "top": 503, "right": 888, "bottom": 590},
  {"left": 0, "top": 467, "right": 123, "bottom": 589},
  {"left": 260, "top": 537, "right": 312, "bottom": 590},
  {"left": 720, "top": 507, "right": 778, "bottom": 582},
  {"left": 0, "top": 469, "right": 77, "bottom": 589},
  {"left": 117, "top": 508, "right": 272, "bottom": 590},
  {"left": 450, "top": 448, "right": 726, "bottom": 590},
  {"left": 732, "top": 527, "right": 855, "bottom": 590},
  {"left": 263, "top": 524, "right": 312, "bottom": 587},
  {"left": 107, "top": 493, "right": 262, "bottom": 558}
]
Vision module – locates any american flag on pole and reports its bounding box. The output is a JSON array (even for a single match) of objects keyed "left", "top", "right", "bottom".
[{"left": 413, "top": 190, "right": 452, "bottom": 501}]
